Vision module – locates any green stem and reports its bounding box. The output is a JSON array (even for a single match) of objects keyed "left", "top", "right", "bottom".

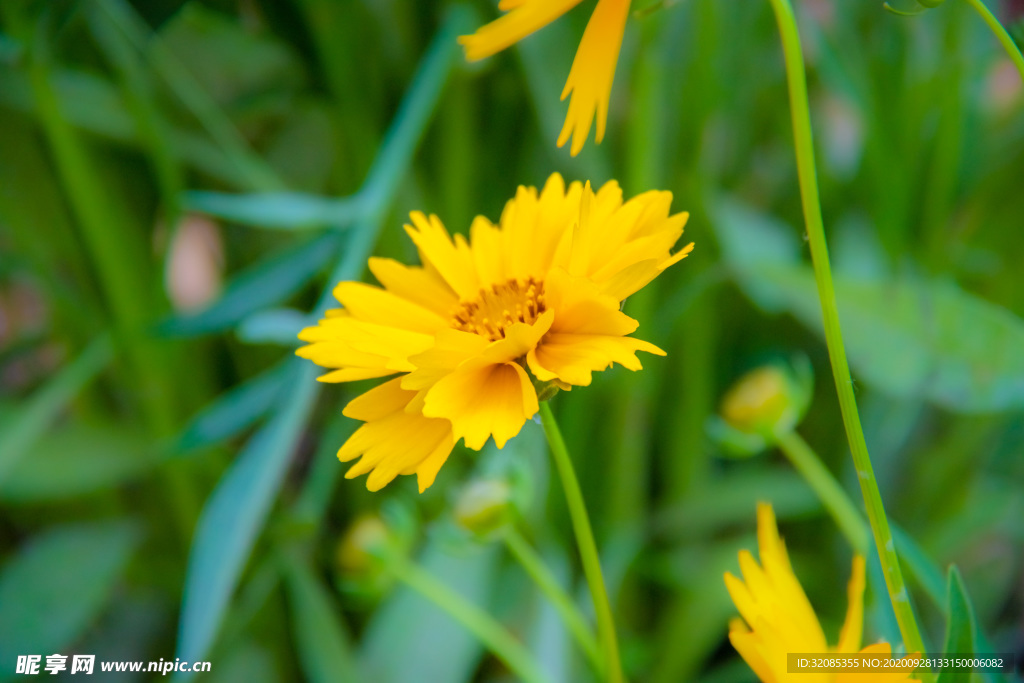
[
  {"left": 962, "top": 0, "right": 1024, "bottom": 83},
  {"left": 776, "top": 431, "right": 870, "bottom": 555},
  {"left": 765, "top": 0, "right": 930, "bottom": 673},
  {"left": 538, "top": 402, "right": 624, "bottom": 683},
  {"left": 387, "top": 556, "right": 553, "bottom": 683},
  {"left": 503, "top": 528, "right": 605, "bottom": 676}
]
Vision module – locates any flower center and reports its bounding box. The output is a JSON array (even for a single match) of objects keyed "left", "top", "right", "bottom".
[{"left": 451, "top": 277, "right": 546, "bottom": 341}]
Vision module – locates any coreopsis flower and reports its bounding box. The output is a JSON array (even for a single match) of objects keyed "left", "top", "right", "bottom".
[
  {"left": 298, "top": 173, "right": 692, "bottom": 492},
  {"left": 725, "top": 504, "right": 920, "bottom": 683},
  {"left": 460, "top": 0, "right": 631, "bottom": 156}
]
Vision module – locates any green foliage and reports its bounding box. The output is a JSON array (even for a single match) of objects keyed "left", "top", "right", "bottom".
[
  {"left": 937, "top": 566, "right": 978, "bottom": 683},
  {"left": 1, "top": 1, "right": 1022, "bottom": 682},
  {"left": 280, "top": 552, "right": 362, "bottom": 683},
  {"left": 171, "top": 360, "right": 291, "bottom": 454},
  {"left": 0, "top": 423, "right": 156, "bottom": 502},
  {"left": 0, "top": 522, "right": 140, "bottom": 673},
  {"left": 716, "top": 199, "right": 1024, "bottom": 413},
  {"left": 0, "top": 336, "right": 112, "bottom": 482}
]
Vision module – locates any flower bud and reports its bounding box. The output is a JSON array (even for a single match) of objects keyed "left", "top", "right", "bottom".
[
  {"left": 453, "top": 479, "right": 513, "bottom": 539},
  {"left": 711, "top": 358, "right": 813, "bottom": 457},
  {"left": 721, "top": 366, "right": 798, "bottom": 437},
  {"left": 336, "top": 515, "right": 391, "bottom": 575}
]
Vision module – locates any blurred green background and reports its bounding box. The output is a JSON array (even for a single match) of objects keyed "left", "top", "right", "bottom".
[{"left": 1, "top": 0, "right": 1023, "bottom": 681}]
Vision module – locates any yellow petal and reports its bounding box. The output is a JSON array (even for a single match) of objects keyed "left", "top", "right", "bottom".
[
  {"left": 469, "top": 215, "right": 507, "bottom": 288},
  {"left": 415, "top": 436, "right": 456, "bottom": 493},
  {"left": 404, "top": 211, "right": 480, "bottom": 299},
  {"left": 368, "top": 256, "right": 458, "bottom": 317},
  {"left": 337, "top": 390, "right": 455, "bottom": 492},
  {"left": 526, "top": 269, "right": 663, "bottom": 385},
  {"left": 479, "top": 310, "right": 554, "bottom": 364},
  {"left": 422, "top": 361, "right": 538, "bottom": 450},
  {"left": 297, "top": 317, "right": 435, "bottom": 377},
  {"left": 342, "top": 377, "right": 412, "bottom": 421},
  {"left": 836, "top": 555, "right": 866, "bottom": 654},
  {"left": 563, "top": 183, "right": 690, "bottom": 292},
  {"left": 728, "top": 622, "right": 778, "bottom": 683},
  {"left": 528, "top": 333, "right": 662, "bottom": 385},
  {"left": 725, "top": 569, "right": 761, "bottom": 631},
  {"left": 333, "top": 280, "right": 448, "bottom": 334},
  {"left": 557, "top": 0, "right": 631, "bottom": 156},
  {"left": 315, "top": 367, "right": 397, "bottom": 383},
  {"left": 546, "top": 270, "right": 637, "bottom": 336},
  {"left": 403, "top": 328, "right": 490, "bottom": 391},
  {"left": 501, "top": 174, "right": 581, "bottom": 280},
  {"left": 458, "top": 0, "right": 584, "bottom": 61},
  {"left": 756, "top": 503, "right": 829, "bottom": 652}
]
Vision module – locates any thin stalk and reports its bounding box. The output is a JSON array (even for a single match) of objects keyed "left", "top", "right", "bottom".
[
  {"left": 503, "top": 528, "right": 604, "bottom": 676},
  {"left": 387, "top": 556, "right": 554, "bottom": 683},
  {"left": 538, "top": 402, "right": 624, "bottom": 683},
  {"left": 765, "top": 0, "right": 930, "bottom": 673},
  {"left": 962, "top": 0, "right": 1024, "bottom": 83},
  {"left": 776, "top": 431, "right": 870, "bottom": 555}
]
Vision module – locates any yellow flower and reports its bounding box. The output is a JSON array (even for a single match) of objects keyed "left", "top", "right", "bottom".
[
  {"left": 297, "top": 173, "right": 692, "bottom": 492},
  {"left": 725, "top": 503, "right": 920, "bottom": 683},
  {"left": 459, "top": 0, "right": 632, "bottom": 156}
]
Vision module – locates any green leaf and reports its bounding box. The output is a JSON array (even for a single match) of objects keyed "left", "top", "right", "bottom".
[
  {"left": 0, "top": 335, "right": 112, "bottom": 484},
  {"left": 890, "top": 532, "right": 1006, "bottom": 683},
  {"left": 236, "top": 308, "right": 307, "bottom": 346},
  {"left": 171, "top": 361, "right": 291, "bottom": 454},
  {"left": 716, "top": 200, "right": 1024, "bottom": 413},
  {"left": 0, "top": 423, "right": 155, "bottom": 502},
  {"left": 281, "top": 553, "right": 362, "bottom": 683},
  {"left": 158, "top": 232, "right": 341, "bottom": 337},
  {"left": 175, "top": 363, "right": 317, "bottom": 668},
  {"left": 936, "top": 566, "right": 977, "bottom": 683},
  {"left": 185, "top": 191, "right": 367, "bottom": 230},
  {"left": 0, "top": 521, "right": 140, "bottom": 669}
]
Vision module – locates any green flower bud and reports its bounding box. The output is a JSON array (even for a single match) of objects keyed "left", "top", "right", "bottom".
[
  {"left": 711, "top": 358, "right": 813, "bottom": 457},
  {"left": 336, "top": 515, "right": 391, "bottom": 575},
  {"left": 721, "top": 366, "right": 798, "bottom": 436},
  {"left": 454, "top": 479, "right": 514, "bottom": 539}
]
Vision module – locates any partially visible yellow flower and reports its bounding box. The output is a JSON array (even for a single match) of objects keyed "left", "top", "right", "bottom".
[
  {"left": 725, "top": 503, "right": 920, "bottom": 683},
  {"left": 459, "top": 0, "right": 631, "bottom": 156},
  {"left": 297, "top": 173, "right": 692, "bottom": 492}
]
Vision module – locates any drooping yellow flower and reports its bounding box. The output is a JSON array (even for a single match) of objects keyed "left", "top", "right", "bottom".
[
  {"left": 459, "top": 0, "right": 631, "bottom": 157},
  {"left": 725, "top": 504, "right": 920, "bottom": 683},
  {"left": 297, "top": 173, "right": 692, "bottom": 492}
]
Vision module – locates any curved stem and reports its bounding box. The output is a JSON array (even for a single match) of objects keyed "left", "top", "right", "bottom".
[
  {"left": 504, "top": 528, "right": 605, "bottom": 676},
  {"left": 764, "top": 0, "right": 930, "bottom": 674},
  {"left": 388, "top": 555, "right": 554, "bottom": 683},
  {"left": 962, "top": 0, "right": 1024, "bottom": 83},
  {"left": 776, "top": 431, "right": 870, "bottom": 555},
  {"left": 539, "top": 402, "right": 624, "bottom": 683}
]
